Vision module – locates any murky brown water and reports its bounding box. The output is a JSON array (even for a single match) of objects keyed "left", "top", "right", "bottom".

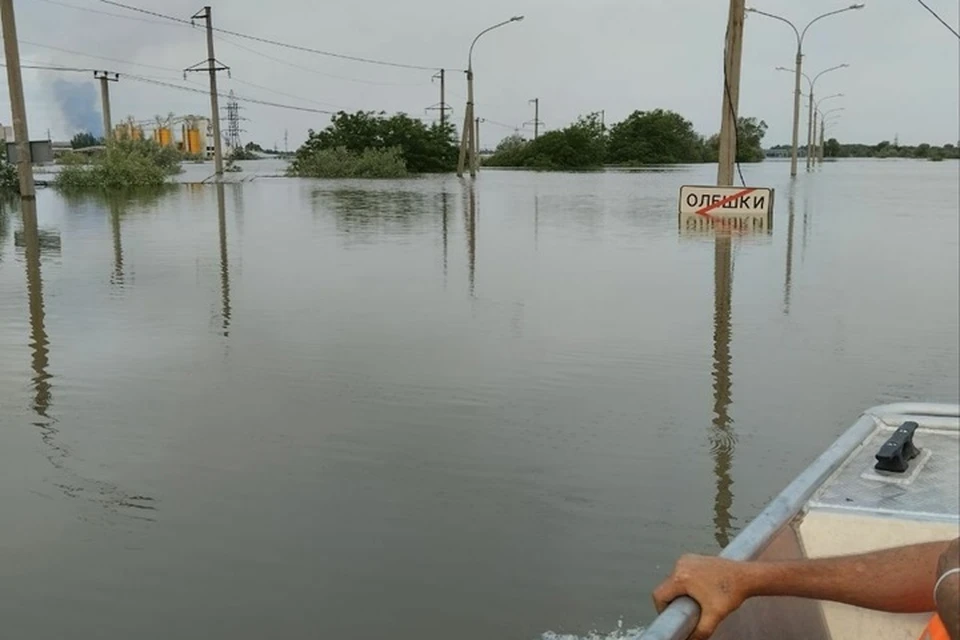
[{"left": 1, "top": 160, "right": 957, "bottom": 639}]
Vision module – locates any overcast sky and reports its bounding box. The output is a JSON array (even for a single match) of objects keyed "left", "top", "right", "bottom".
[{"left": 9, "top": 0, "right": 960, "bottom": 148}]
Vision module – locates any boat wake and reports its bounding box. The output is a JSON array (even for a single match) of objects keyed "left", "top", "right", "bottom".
[{"left": 539, "top": 618, "right": 644, "bottom": 640}]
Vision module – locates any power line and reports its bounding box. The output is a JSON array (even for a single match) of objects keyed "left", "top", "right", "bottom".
[
  {"left": 36, "top": 0, "right": 186, "bottom": 27},
  {"left": 124, "top": 74, "right": 336, "bottom": 114},
  {"left": 99, "top": 0, "right": 446, "bottom": 71},
  {"left": 914, "top": 0, "right": 960, "bottom": 39},
  {"left": 3, "top": 62, "right": 337, "bottom": 115},
  {"left": 227, "top": 76, "right": 348, "bottom": 111},
  {"left": 19, "top": 39, "right": 182, "bottom": 75},
  {"left": 214, "top": 33, "right": 432, "bottom": 87}
]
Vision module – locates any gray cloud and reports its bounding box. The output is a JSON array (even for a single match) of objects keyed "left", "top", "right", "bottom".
[{"left": 6, "top": 0, "right": 959, "bottom": 148}]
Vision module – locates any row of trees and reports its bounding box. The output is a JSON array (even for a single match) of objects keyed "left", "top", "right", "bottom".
[
  {"left": 289, "top": 111, "right": 458, "bottom": 178},
  {"left": 288, "top": 109, "right": 767, "bottom": 176},
  {"left": 820, "top": 139, "right": 960, "bottom": 161},
  {"left": 484, "top": 109, "right": 768, "bottom": 170}
]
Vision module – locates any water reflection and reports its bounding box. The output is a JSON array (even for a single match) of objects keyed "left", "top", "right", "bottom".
[
  {"left": 231, "top": 182, "right": 245, "bottom": 236},
  {"left": 711, "top": 235, "right": 735, "bottom": 548},
  {"left": 21, "top": 198, "right": 52, "bottom": 419},
  {"left": 783, "top": 187, "right": 796, "bottom": 315},
  {"left": 18, "top": 196, "right": 156, "bottom": 519},
  {"left": 110, "top": 199, "right": 125, "bottom": 287},
  {"left": 0, "top": 198, "right": 9, "bottom": 262},
  {"left": 534, "top": 194, "right": 540, "bottom": 249},
  {"left": 315, "top": 188, "right": 432, "bottom": 239},
  {"left": 464, "top": 183, "right": 477, "bottom": 296},
  {"left": 440, "top": 190, "right": 449, "bottom": 281},
  {"left": 217, "top": 184, "right": 232, "bottom": 337}
]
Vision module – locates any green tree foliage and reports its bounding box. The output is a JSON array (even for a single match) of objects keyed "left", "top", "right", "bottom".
[
  {"left": 70, "top": 131, "right": 103, "bottom": 149},
  {"left": 484, "top": 113, "right": 607, "bottom": 170},
  {"left": 703, "top": 117, "right": 768, "bottom": 163},
  {"left": 290, "top": 111, "right": 457, "bottom": 175},
  {"left": 286, "top": 147, "right": 408, "bottom": 179},
  {"left": 823, "top": 140, "right": 959, "bottom": 160},
  {"left": 607, "top": 109, "right": 704, "bottom": 165},
  {"left": 824, "top": 138, "right": 842, "bottom": 158},
  {"left": 0, "top": 161, "right": 19, "bottom": 194},
  {"left": 55, "top": 139, "right": 182, "bottom": 190}
]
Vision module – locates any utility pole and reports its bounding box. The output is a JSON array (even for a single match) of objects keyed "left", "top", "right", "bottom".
[
  {"left": 806, "top": 90, "right": 814, "bottom": 170},
  {"left": 818, "top": 114, "right": 825, "bottom": 164},
  {"left": 426, "top": 69, "right": 452, "bottom": 128},
  {"left": 439, "top": 69, "right": 446, "bottom": 128},
  {"left": 531, "top": 98, "right": 540, "bottom": 139},
  {"left": 600, "top": 109, "right": 605, "bottom": 129},
  {"left": 474, "top": 117, "right": 481, "bottom": 170},
  {"left": 457, "top": 68, "right": 475, "bottom": 177},
  {"left": 284, "top": 129, "right": 288, "bottom": 154},
  {"left": 1, "top": 0, "right": 35, "bottom": 197},
  {"left": 94, "top": 70, "right": 119, "bottom": 141},
  {"left": 717, "top": 0, "right": 745, "bottom": 186},
  {"left": 187, "top": 7, "right": 228, "bottom": 177}
]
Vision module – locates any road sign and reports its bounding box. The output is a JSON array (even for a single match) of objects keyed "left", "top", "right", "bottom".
[{"left": 678, "top": 185, "right": 774, "bottom": 216}]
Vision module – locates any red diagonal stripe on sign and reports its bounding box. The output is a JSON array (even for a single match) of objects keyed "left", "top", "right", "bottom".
[{"left": 696, "top": 187, "right": 756, "bottom": 217}]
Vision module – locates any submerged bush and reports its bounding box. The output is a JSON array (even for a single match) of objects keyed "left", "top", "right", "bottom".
[
  {"left": 0, "top": 160, "right": 19, "bottom": 194},
  {"left": 55, "top": 139, "right": 182, "bottom": 190},
  {"left": 287, "top": 146, "right": 408, "bottom": 179}
]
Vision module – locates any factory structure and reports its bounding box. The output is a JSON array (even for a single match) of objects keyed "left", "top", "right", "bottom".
[{"left": 112, "top": 114, "right": 223, "bottom": 159}]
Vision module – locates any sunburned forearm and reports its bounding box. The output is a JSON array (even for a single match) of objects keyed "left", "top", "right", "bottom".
[{"left": 743, "top": 541, "right": 950, "bottom": 613}]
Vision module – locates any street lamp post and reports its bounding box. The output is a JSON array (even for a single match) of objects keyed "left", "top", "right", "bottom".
[
  {"left": 812, "top": 94, "right": 842, "bottom": 164},
  {"left": 456, "top": 16, "right": 524, "bottom": 178},
  {"left": 748, "top": 4, "right": 864, "bottom": 177},
  {"left": 776, "top": 64, "right": 847, "bottom": 170},
  {"left": 819, "top": 110, "right": 844, "bottom": 161}
]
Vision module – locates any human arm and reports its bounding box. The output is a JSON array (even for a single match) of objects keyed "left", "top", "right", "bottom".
[
  {"left": 936, "top": 538, "right": 959, "bottom": 640},
  {"left": 653, "top": 539, "right": 956, "bottom": 640}
]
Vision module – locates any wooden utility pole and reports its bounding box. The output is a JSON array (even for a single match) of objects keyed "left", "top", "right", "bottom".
[
  {"left": 717, "top": 0, "right": 745, "bottom": 186},
  {"left": 1, "top": 0, "right": 35, "bottom": 197},
  {"left": 94, "top": 71, "right": 119, "bottom": 141},
  {"left": 188, "top": 7, "right": 227, "bottom": 177}
]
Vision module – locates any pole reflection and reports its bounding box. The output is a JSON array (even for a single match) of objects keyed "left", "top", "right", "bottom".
[
  {"left": 464, "top": 183, "right": 477, "bottom": 297},
  {"left": 711, "top": 234, "right": 735, "bottom": 548},
  {"left": 109, "top": 198, "right": 124, "bottom": 287},
  {"left": 534, "top": 194, "right": 540, "bottom": 249},
  {"left": 21, "top": 198, "right": 52, "bottom": 419},
  {"left": 441, "top": 190, "right": 449, "bottom": 282},
  {"left": 783, "top": 187, "right": 796, "bottom": 315},
  {"left": 216, "top": 183, "right": 232, "bottom": 337}
]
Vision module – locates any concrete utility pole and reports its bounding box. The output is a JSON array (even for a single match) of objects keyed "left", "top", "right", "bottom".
[
  {"left": 426, "top": 69, "right": 451, "bottom": 128},
  {"left": 474, "top": 117, "right": 481, "bottom": 171},
  {"left": 438, "top": 69, "right": 446, "bottom": 128},
  {"left": 531, "top": 98, "right": 540, "bottom": 139},
  {"left": 456, "top": 69, "right": 473, "bottom": 177},
  {"left": 806, "top": 90, "right": 815, "bottom": 170},
  {"left": 748, "top": 4, "right": 863, "bottom": 178},
  {"left": 94, "top": 70, "right": 119, "bottom": 141},
  {"left": 818, "top": 114, "right": 825, "bottom": 164},
  {"left": 717, "top": 0, "right": 745, "bottom": 187},
  {"left": 188, "top": 6, "right": 228, "bottom": 177},
  {"left": 1, "top": 0, "right": 35, "bottom": 197},
  {"left": 457, "top": 16, "right": 524, "bottom": 178}
]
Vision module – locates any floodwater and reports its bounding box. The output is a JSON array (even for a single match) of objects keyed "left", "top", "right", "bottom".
[{"left": 1, "top": 159, "right": 957, "bottom": 639}]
